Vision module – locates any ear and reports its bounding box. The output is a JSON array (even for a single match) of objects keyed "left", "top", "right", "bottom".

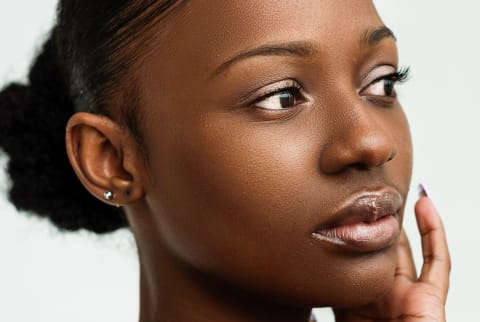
[{"left": 66, "top": 112, "right": 146, "bottom": 206}]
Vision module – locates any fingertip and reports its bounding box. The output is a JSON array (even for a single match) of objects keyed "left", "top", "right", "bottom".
[
  {"left": 415, "top": 194, "right": 451, "bottom": 293},
  {"left": 414, "top": 196, "right": 433, "bottom": 216},
  {"left": 415, "top": 195, "right": 443, "bottom": 234}
]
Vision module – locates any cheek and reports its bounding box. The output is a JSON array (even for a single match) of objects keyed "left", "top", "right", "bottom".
[
  {"left": 146, "top": 109, "right": 341, "bottom": 302},
  {"left": 142, "top": 108, "right": 406, "bottom": 306},
  {"left": 147, "top": 112, "right": 317, "bottom": 269}
]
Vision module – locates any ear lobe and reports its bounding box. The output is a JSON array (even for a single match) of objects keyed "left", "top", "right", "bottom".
[{"left": 66, "top": 112, "right": 145, "bottom": 206}]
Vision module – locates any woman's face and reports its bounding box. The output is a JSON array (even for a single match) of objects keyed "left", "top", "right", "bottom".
[{"left": 133, "top": 0, "right": 412, "bottom": 307}]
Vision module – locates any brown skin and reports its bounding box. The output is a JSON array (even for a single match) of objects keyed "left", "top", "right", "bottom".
[{"left": 65, "top": 1, "right": 450, "bottom": 321}]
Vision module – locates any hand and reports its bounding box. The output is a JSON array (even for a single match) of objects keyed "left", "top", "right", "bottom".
[{"left": 333, "top": 196, "right": 451, "bottom": 322}]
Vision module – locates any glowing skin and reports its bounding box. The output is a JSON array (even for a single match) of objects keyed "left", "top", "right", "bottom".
[
  {"left": 65, "top": 1, "right": 450, "bottom": 321},
  {"left": 135, "top": 0, "right": 410, "bottom": 308}
]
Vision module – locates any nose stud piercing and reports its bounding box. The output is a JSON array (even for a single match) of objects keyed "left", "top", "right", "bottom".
[{"left": 104, "top": 191, "right": 114, "bottom": 201}]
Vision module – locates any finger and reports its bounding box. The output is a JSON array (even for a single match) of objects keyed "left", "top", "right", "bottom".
[
  {"left": 395, "top": 229, "right": 417, "bottom": 280},
  {"left": 415, "top": 196, "right": 451, "bottom": 296}
]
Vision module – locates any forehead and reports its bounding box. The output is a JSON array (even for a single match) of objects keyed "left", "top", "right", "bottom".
[
  {"left": 152, "top": 1, "right": 382, "bottom": 66},
  {"left": 136, "top": 0, "right": 388, "bottom": 104},
  {"left": 180, "top": 1, "right": 380, "bottom": 43}
]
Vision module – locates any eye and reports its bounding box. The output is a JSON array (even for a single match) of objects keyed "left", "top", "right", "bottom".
[
  {"left": 364, "top": 77, "right": 396, "bottom": 97},
  {"left": 253, "top": 84, "right": 304, "bottom": 110},
  {"left": 361, "top": 66, "right": 410, "bottom": 98}
]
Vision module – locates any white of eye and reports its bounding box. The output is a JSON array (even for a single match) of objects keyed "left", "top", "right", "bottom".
[
  {"left": 255, "top": 91, "right": 295, "bottom": 110},
  {"left": 364, "top": 78, "right": 395, "bottom": 97}
]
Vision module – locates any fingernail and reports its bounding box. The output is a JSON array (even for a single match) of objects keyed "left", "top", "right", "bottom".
[{"left": 418, "top": 183, "right": 429, "bottom": 198}]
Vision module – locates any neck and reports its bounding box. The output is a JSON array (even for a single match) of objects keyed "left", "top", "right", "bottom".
[
  {"left": 136, "top": 246, "right": 313, "bottom": 322},
  {"left": 125, "top": 205, "right": 314, "bottom": 322}
]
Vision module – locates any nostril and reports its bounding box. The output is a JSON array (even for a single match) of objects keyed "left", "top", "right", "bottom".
[
  {"left": 339, "top": 147, "right": 396, "bottom": 172},
  {"left": 318, "top": 117, "right": 397, "bottom": 174},
  {"left": 386, "top": 150, "right": 397, "bottom": 162},
  {"left": 319, "top": 141, "right": 396, "bottom": 174},
  {"left": 351, "top": 162, "right": 370, "bottom": 171}
]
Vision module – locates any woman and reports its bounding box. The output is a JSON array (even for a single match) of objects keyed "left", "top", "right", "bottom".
[{"left": 0, "top": 1, "right": 450, "bottom": 321}]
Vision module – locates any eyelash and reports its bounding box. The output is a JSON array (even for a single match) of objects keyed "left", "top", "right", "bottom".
[
  {"left": 251, "top": 82, "right": 303, "bottom": 107},
  {"left": 248, "top": 66, "right": 411, "bottom": 110},
  {"left": 392, "top": 66, "right": 410, "bottom": 83},
  {"left": 383, "top": 66, "right": 410, "bottom": 83},
  {"left": 366, "top": 66, "right": 411, "bottom": 96}
]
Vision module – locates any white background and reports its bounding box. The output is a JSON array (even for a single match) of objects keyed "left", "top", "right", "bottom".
[{"left": 0, "top": 1, "right": 478, "bottom": 321}]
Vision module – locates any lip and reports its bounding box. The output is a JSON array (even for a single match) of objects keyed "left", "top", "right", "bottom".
[{"left": 312, "top": 187, "right": 403, "bottom": 253}]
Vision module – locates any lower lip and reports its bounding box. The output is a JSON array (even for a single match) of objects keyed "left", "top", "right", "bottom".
[{"left": 312, "top": 215, "right": 399, "bottom": 253}]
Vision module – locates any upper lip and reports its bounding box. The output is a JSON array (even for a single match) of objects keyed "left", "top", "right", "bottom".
[{"left": 316, "top": 187, "right": 403, "bottom": 230}]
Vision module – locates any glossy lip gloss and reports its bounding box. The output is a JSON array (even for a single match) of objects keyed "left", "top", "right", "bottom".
[{"left": 312, "top": 188, "right": 403, "bottom": 253}]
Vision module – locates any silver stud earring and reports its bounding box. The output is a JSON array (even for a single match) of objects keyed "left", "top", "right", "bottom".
[{"left": 104, "top": 191, "right": 114, "bottom": 201}]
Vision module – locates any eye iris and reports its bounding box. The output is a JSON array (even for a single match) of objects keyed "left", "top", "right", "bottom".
[
  {"left": 384, "top": 79, "right": 395, "bottom": 96},
  {"left": 278, "top": 91, "right": 295, "bottom": 108}
]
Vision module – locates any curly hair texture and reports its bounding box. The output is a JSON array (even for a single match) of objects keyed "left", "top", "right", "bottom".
[{"left": 0, "top": 0, "right": 184, "bottom": 233}]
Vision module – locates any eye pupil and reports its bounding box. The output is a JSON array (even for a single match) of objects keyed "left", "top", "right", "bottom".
[
  {"left": 384, "top": 79, "right": 395, "bottom": 96},
  {"left": 254, "top": 85, "right": 302, "bottom": 110},
  {"left": 279, "top": 92, "right": 295, "bottom": 108}
]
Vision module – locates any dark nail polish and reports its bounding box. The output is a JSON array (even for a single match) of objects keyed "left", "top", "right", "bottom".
[{"left": 418, "top": 183, "right": 429, "bottom": 198}]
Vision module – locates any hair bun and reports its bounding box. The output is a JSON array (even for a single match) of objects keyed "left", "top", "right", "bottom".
[{"left": 0, "top": 33, "right": 127, "bottom": 233}]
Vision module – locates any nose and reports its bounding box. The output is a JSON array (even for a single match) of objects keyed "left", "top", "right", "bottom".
[{"left": 319, "top": 107, "right": 397, "bottom": 175}]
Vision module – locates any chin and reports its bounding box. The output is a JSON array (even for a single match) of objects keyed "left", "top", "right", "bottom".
[
  {"left": 314, "top": 251, "right": 398, "bottom": 308},
  {"left": 330, "top": 270, "right": 395, "bottom": 309},
  {"left": 274, "top": 246, "right": 399, "bottom": 309}
]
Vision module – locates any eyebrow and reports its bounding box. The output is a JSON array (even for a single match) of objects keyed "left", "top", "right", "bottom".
[
  {"left": 209, "top": 41, "right": 317, "bottom": 79},
  {"left": 362, "top": 26, "right": 397, "bottom": 47},
  {"left": 210, "top": 26, "right": 396, "bottom": 79}
]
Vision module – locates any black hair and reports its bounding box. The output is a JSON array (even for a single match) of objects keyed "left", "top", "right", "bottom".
[{"left": 0, "top": 0, "right": 184, "bottom": 233}]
